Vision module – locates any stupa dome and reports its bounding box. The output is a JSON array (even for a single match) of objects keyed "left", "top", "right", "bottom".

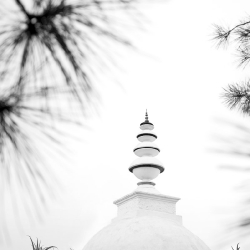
[
  {"left": 82, "top": 111, "right": 211, "bottom": 250},
  {"left": 83, "top": 211, "right": 210, "bottom": 250}
]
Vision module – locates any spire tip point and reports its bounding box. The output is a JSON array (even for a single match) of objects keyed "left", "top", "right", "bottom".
[{"left": 145, "top": 109, "right": 148, "bottom": 121}]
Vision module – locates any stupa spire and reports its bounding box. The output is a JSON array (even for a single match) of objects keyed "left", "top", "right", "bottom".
[
  {"left": 83, "top": 110, "right": 211, "bottom": 250},
  {"left": 145, "top": 109, "right": 148, "bottom": 122},
  {"left": 129, "top": 111, "right": 164, "bottom": 187}
]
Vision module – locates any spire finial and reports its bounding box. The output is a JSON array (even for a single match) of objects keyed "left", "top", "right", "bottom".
[
  {"left": 129, "top": 112, "right": 164, "bottom": 188},
  {"left": 140, "top": 109, "right": 154, "bottom": 129},
  {"left": 145, "top": 109, "right": 148, "bottom": 122}
]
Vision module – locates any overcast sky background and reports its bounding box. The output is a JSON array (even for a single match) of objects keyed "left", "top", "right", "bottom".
[{"left": 2, "top": 0, "right": 250, "bottom": 249}]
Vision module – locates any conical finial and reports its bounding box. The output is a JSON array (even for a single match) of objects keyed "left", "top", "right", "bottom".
[
  {"left": 145, "top": 109, "right": 149, "bottom": 122},
  {"left": 140, "top": 109, "right": 154, "bottom": 130}
]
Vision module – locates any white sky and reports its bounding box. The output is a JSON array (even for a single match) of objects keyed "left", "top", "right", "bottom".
[{"left": 2, "top": 0, "right": 250, "bottom": 249}]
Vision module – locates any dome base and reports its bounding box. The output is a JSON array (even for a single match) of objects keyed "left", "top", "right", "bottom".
[
  {"left": 83, "top": 211, "right": 210, "bottom": 250},
  {"left": 113, "top": 190, "right": 181, "bottom": 219}
]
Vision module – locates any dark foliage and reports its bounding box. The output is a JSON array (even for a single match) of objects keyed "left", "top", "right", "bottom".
[
  {"left": 0, "top": 0, "right": 140, "bottom": 106},
  {"left": 0, "top": 83, "right": 71, "bottom": 199},
  {"left": 223, "top": 81, "right": 250, "bottom": 115},
  {"left": 0, "top": 0, "right": 154, "bottom": 243},
  {"left": 214, "top": 18, "right": 250, "bottom": 115},
  {"left": 213, "top": 15, "right": 250, "bottom": 243},
  {"left": 0, "top": 81, "right": 76, "bottom": 243}
]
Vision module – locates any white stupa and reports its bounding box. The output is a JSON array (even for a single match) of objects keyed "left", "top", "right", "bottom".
[{"left": 83, "top": 111, "right": 211, "bottom": 250}]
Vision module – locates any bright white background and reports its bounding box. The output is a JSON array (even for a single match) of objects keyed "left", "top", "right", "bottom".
[{"left": 2, "top": 0, "right": 250, "bottom": 249}]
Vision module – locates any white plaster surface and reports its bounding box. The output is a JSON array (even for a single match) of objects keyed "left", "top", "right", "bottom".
[
  {"left": 83, "top": 190, "right": 211, "bottom": 250},
  {"left": 83, "top": 215, "right": 210, "bottom": 250},
  {"left": 137, "top": 130, "right": 157, "bottom": 142},
  {"left": 132, "top": 167, "right": 160, "bottom": 181},
  {"left": 140, "top": 124, "right": 154, "bottom": 130},
  {"left": 130, "top": 156, "right": 164, "bottom": 170},
  {"left": 114, "top": 191, "right": 179, "bottom": 219},
  {"left": 114, "top": 190, "right": 180, "bottom": 215},
  {"left": 134, "top": 141, "right": 159, "bottom": 157}
]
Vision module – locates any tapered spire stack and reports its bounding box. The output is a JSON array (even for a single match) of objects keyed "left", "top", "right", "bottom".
[
  {"left": 129, "top": 110, "right": 164, "bottom": 186},
  {"left": 83, "top": 110, "right": 211, "bottom": 250}
]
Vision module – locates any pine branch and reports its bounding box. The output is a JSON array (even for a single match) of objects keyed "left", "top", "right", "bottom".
[
  {"left": 0, "top": 0, "right": 142, "bottom": 110},
  {"left": 214, "top": 17, "right": 250, "bottom": 116},
  {"left": 14, "top": 0, "right": 29, "bottom": 17},
  {"left": 0, "top": 0, "right": 163, "bottom": 243},
  {"left": 237, "top": 45, "right": 250, "bottom": 67},
  {"left": 0, "top": 80, "right": 83, "bottom": 243},
  {"left": 222, "top": 81, "right": 250, "bottom": 114},
  {"left": 213, "top": 19, "right": 250, "bottom": 47}
]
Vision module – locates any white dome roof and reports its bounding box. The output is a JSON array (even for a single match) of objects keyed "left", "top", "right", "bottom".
[
  {"left": 83, "top": 189, "right": 211, "bottom": 250},
  {"left": 83, "top": 215, "right": 210, "bottom": 250}
]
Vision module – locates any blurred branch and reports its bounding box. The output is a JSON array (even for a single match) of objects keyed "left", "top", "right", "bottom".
[
  {"left": 0, "top": 82, "right": 77, "bottom": 242},
  {"left": 0, "top": 0, "right": 165, "bottom": 244},
  {"left": 0, "top": 0, "right": 142, "bottom": 108},
  {"left": 213, "top": 117, "right": 250, "bottom": 241}
]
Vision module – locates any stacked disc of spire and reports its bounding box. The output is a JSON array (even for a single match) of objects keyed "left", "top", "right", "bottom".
[{"left": 129, "top": 111, "right": 164, "bottom": 186}]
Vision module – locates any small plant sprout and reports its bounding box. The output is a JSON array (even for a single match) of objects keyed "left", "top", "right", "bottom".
[
  {"left": 231, "top": 243, "right": 240, "bottom": 250},
  {"left": 28, "top": 236, "right": 57, "bottom": 250}
]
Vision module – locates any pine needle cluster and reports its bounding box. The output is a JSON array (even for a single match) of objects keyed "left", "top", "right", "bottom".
[
  {"left": 223, "top": 81, "right": 250, "bottom": 114},
  {"left": 214, "top": 17, "right": 250, "bottom": 244},
  {"left": 214, "top": 18, "right": 250, "bottom": 115},
  {"left": 0, "top": 0, "right": 149, "bottom": 242}
]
